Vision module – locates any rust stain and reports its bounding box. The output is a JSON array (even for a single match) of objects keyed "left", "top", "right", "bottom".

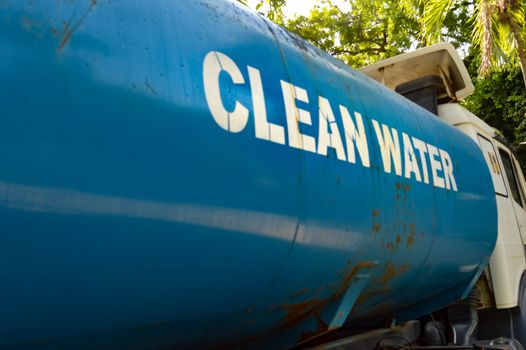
[
  {"left": 372, "top": 223, "right": 381, "bottom": 234},
  {"left": 380, "top": 262, "right": 411, "bottom": 285},
  {"left": 280, "top": 300, "right": 324, "bottom": 324},
  {"left": 407, "top": 224, "right": 416, "bottom": 248},
  {"left": 395, "top": 182, "right": 401, "bottom": 190},
  {"left": 407, "top": 233, "right": 414, "bottom": 247},
  {"left": 385, "top": 242, "right": 394, "bottom": 251},
  {"left": 372, "top": 209, "right": 380, "bottom": 217},
  {"left": 400, "top": 263, "right": 410, "bottom": 273},
  {"left": 354, "top": 288, "right": 392, "bottom": 307},
  {"left": 333, "top": 261, "right": 376, "bottom": 300},
  {"left": 289, "top": 261, "right": 376, "bottom": 344},
  {"left": 58, "top": 0, "right": 97, "bottom": 52},
  {"left": 277, "top": 261, "right": 375, "bottom": 328},
  {"left": 396, "top": 234, "right": 401, "bottom": 244},
  {"left": 245, "top": 261, "right": 377, "bottom": 349},
  {"left": 298, "top": 312, "right": 329, "bottom": 342},
  {"left": 404, "top": 183, "right": 410, "bottom": 191},
  {"left": 380, "top": 263, "right": 397, "bottom": 284}
]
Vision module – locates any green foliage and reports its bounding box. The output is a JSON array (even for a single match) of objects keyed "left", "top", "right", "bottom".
[
  {"left": 419, "top": 0, "right": 457, "bottom": 43},
  {"left": 440, "top": 2, "right": 473, "bottom": 48},
  {"left": 284, "top": 0, "right": 420, "bottom": 67},
  {"left": 464, "top": 64, "right": 526, "bottom": 145},
  {"left": 255, "top": 0, "right": 287, "bottom": 24},
  {"left": 397, "top": 0, "right": 472, "bottom": 48},
  {"left": 408, "top": 0, "right": 526, "bottom": 81},
  {"left": 248, "top": 0, "right": 471, "bottom": 67}
]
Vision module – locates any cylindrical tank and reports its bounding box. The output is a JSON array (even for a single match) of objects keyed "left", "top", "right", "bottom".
[{"left": 0, "top": 1, "right": 497, "bottom": 349}]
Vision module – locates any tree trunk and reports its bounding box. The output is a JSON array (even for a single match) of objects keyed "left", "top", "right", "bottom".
[
  {"left": 501, "top": 1, "right": 526, "bottom": 88},
  {"left": 479, "top": 0, "right": 493, "bottom": 76}
]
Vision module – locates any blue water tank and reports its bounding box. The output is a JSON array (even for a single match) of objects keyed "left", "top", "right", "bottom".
[{"left": 0, "top": 0, "right": 496, "bottom": 349}]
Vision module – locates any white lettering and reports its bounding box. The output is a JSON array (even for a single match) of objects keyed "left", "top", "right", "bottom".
[
  {"left": 412, "top": 137, "right": 430, "bottom": 184},
  {"left": 427, "top": 144, "right": 446, "bottom": 189},
  {"left": 248, "top": 66, "right": 285, "bottom": 144},
  {"left": 280, "top": 81, "right": 316, "bottom": 153},
  {"left": 402, "top": 133, "right": 422, "bottom": 182},
  {"left": 202, "top": 51, "right": 460, "bottom": 192},
  {"left": 317, "top": 97, "right": 346, "bottom": 160},
  {"left": 203, "top": 51, "right": 249, "bottom": 133},
  {"left": 440, "top": 149, "right": 458, "bottom": 191},
  {"left": 372, "top": 120, "right": 402, "bottom": 176},
  {"left": 340, "top": 107, "right": 370, "bottom": 167}
]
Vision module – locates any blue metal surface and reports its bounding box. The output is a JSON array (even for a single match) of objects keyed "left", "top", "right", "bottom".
[{"left": 0, "top": 0, "right": 497, "bottom": 349}]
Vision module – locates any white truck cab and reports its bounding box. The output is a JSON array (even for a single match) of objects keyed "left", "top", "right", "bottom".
[{"left": 361, "top": 43, "right": 526, "bottom": 343}]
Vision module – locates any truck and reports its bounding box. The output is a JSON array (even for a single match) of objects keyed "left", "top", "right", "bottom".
[{"left": 0, "top": 0, "right": 524, "bottom": 349}]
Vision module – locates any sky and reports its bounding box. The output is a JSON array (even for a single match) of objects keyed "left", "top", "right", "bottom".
[{"left": 246, "top": 0, "right": 351, "bottom": 18}]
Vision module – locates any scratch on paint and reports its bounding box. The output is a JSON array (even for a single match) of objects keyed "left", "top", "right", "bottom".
[
  {"left": 144, "top": 78, "right": 157, "bottom": 95},
  {"left": 58, "top": 0, "right": 97, "bottom": 52}
]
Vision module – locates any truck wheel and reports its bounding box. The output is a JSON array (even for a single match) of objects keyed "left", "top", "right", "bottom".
[{"left": 513, "top": 275, "right": 526, "bottom": 347}]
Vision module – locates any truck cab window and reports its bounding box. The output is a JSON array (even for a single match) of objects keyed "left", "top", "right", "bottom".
[{"left": 499, "top": 148, "right": 524, "bottom": 207}]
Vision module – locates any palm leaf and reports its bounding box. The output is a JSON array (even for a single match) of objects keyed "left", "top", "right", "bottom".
[{"left": 421, "top": 0, "right": 457, "bottom": 43}]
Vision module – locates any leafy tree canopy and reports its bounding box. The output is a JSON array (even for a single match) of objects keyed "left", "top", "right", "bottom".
[
  {"left": 464, "top": 58, "right": 526, "bottom": 145},
  {"left": 284, "top": 0, "right": 420, "bottom": 67},
  {"left": 243, "top": 0, "right": 474, "bottom": 67}
]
